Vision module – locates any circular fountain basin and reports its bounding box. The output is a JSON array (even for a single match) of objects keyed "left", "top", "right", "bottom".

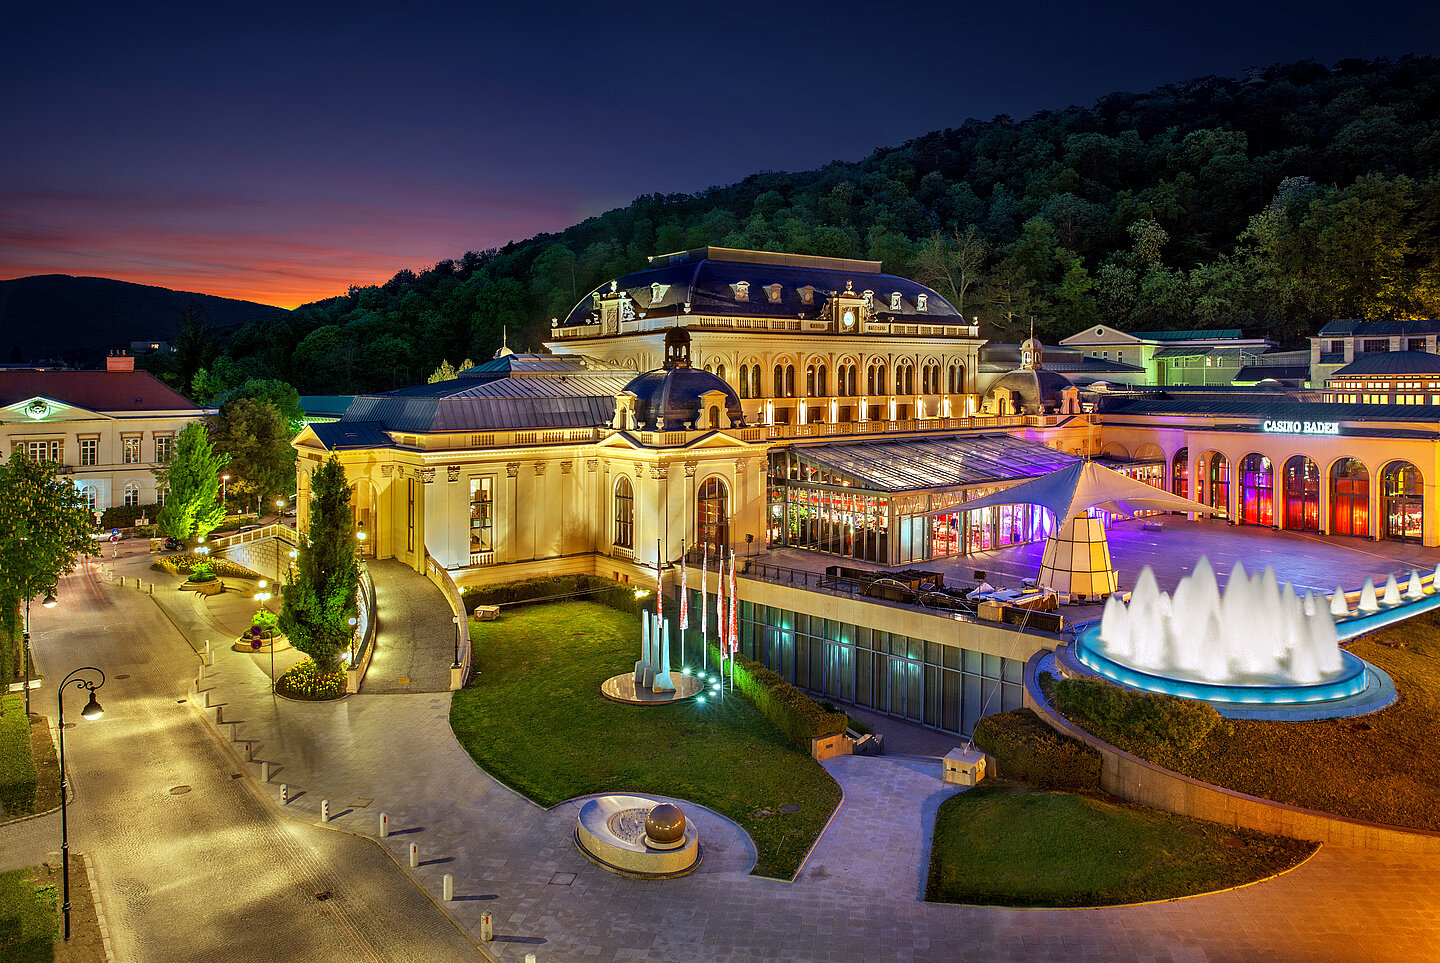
[{"left": 1072, "top": 622, "right": 1369, "bottom": 705}]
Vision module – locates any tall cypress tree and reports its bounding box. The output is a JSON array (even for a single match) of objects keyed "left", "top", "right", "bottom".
[
  {"left": 279, "top": 455, "right": 358, "bottom": 675},
  {"left": 154, "top": 422, "right": 227, "bottom": 540}
]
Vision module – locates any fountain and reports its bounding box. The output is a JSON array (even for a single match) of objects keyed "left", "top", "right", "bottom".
[{"left": 1072, "top": 558, "right": 1370, "bottom": 705}]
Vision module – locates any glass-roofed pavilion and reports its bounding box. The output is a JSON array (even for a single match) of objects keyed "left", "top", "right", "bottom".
[{"left": 766, "top": 434, "right": 1079, "bottom": 566}]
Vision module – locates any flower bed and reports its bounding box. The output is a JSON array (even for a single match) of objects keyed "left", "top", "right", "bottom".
[
  {"left": 153, "top": 555, "right": 260, "bottom": 580},
  {"left": 275, "top": 659, "right": 346, "bottom": 701}
]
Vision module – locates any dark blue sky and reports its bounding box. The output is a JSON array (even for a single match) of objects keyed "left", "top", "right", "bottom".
[{"left": 3, "top": 1, "right": 1436, "bottom": 306}]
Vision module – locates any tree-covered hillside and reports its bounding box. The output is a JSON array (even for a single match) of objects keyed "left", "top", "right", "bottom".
[{"left": 216, "top": 56, "right": 1440, "bottom": 394}]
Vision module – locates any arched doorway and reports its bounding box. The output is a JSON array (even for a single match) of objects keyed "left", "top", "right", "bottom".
[
  {"left": 1198, "top": 451, "right": 1228, "bottom": 515},
  {"left": 1238, "top": 453, "right": 1273, "bottom": 526},
  {"left": 1329, "top": 459, "right": 1369, "bottom": 537},
  {"left": 697, "top": 476, "right": 730, "bottom": 561},
  {"left": 1382, "top": 461, "right": 1424, "bottom": 541},
  {"left": 1283, "top": 455, "right": 1320, "bottom": 531},
  {"left": 1171, "top": 447, "right": 1189, "bottom": 498}
]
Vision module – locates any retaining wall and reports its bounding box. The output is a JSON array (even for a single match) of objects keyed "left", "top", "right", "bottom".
[{"left": 1023, "top": 649, "right": 1440, "bottom": 853}]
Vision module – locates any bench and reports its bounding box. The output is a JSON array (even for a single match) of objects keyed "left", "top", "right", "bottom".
[{"left": 1141, "top": 520, "right": 1165, "bottom": 532}]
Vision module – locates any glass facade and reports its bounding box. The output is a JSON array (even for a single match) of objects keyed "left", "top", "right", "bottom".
[
  {"left": 1200, "top": 451, "right": 1229, "bottom": 515},
  {"left": 613, "top": 476, "right": 633, "bottom": 548},
  {"left": 728, "top": 597, "right": 1026, "bottom": 735}
]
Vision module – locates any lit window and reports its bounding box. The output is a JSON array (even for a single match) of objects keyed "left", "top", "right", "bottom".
[
  {"left": 469, "top": 477, "right": 493, "bottom": 553},
  {"left": 80, "top": 438, "right": 98, "bottom": 466},
  {"left": 613, "top": 476, "right": 634, "bottom": 548},
  {"left": 123, "top": 482, "right": 140, "bottom": 506},
  {"left": 123, "top": 436, "right": 141, "bottom": 464},
  {"left": 155, "top": 434, "right": 173, "bottom": 463}
]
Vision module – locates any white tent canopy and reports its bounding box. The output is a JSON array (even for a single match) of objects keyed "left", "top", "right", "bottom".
[{"left": 927, "top": 460, "right": 1215, "bottom": 522}]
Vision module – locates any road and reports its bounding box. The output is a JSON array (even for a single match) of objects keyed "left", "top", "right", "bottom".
[{"left": 4, "top": 546, "right": 479, "bottom": 962}]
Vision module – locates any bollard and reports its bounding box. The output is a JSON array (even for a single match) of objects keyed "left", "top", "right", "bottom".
[
  {"left": 197, "top": 663, "right": 204, "bottom": 681},
  {"left": 244, "top": 742, "right": 253, "bottom": 761},
  {"left": 280, "top": 783, "right": 288, "bottom": 804},
  {"left": 525, "top": 954, "right": 536, "bottom": 963},
  {"left": 408, "top": 843, "right": 418, "bottom": 868},
  {"left": 261, "top": 761, "right": 270, "bottom": 782},
  {"left": 149, "top": 583, "right": 154, "bottom": 595},
  {"left": 443, "top": 874, "right": 453, "bottom": 901},
  {"left": 321, "top": 800, "right": 330, "bottom": 823},
  {"left": 480, "top": 913, "right": 493, "bottom": 942},
  {"left": 215, "top": 706, "right": 223, "bottom": 724},
  {"left": 379, "top": 812, "right": 389, "bottom": 837},
  {"left": 203, "top": 689, "right": 211, "bottom": 707}
]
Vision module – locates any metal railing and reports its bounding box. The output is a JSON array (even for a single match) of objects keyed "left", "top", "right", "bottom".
[{"left": 426, "top": 553, "right": 471, "bottom": 687}]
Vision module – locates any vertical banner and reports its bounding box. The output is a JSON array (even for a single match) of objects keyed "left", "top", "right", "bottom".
[
  {"left": 729, "top": 549, "right": 738, "bottom": 690},
  {"left": 700, "top": 551, "right": 708, "bottom": 674}
]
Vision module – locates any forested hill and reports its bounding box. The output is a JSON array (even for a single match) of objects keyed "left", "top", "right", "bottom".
[
  {"left": 0, "top": 275, "right": 280, "bottom": 367},
  {"left": 220, "top": 56, "right": 1440, "bottom": 395}
]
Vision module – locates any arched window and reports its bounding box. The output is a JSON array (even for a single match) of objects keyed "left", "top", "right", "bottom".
[
  {"left": 708, "top": 404, "right": 721, "bottom": 428},
  {"left": 817, "top": 364, "right": 827, "bottom": 396},
  {"left": 785, "top": 364, "right": 796, "bottom": 398},
  {"left": 738, "top": 364, "right": 750, "bottom": 399},
  {"left": 78, "top": 484, "right": 97, "bottom": 512},
  {"left": 715, "top": 363, "right": 726, "bottom": 383},
  {"left": 948, "top": 364, "right": 964, "bottom": 394},
  {"left": 1171, "top": 448, "right": 1188, "bottom": 498},
  {"left": 1283, "top": 455, "right": 1320, "bottom": 531},
  {"left": 1330, "top": 458, "right": 1369, "bottom": 536},
  {"left": 1383, "top": 461, "right": 1423, "bottom": 541},
  {"left": 774, "top": 364, "right": 784, "bottom": 398},
  {"left": 613, "top": 476, "right": 634, "bottom": 548},
  {"left": 877, "top": 364, "right": 886, "bottom": 395},
  {"left": 1200, "top": 451, "right": 1228, "bottom": 514},
  {"left": 697, "top": 477, "right": 729, "bottom": 561},
  {"left": 1239, "top": 453, "right": 1273, "bottom": 526},
  {"left": 806, "top": 365, "right": 816, "bottom": 397},
  {"left": 867, "top": 365, "right": 877, "bottom": 396},
  {"left": 750, "top": 366, "right": 761, "bottom": 399},
  {"left": 123, "top": 481, "right": 141, "bottom": 507}
]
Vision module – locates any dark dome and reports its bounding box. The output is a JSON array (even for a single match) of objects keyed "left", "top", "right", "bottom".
[
  {"left": 625, "top": 367, "right": 744, "bottom": 431},
  {"left": 989, "top": 369, "right": 1073, "bottom": 414}
]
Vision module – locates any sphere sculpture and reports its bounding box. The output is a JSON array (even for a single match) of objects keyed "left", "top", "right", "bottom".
[{"left": 643, "top": 803, "right": 687, "bottom": 850}]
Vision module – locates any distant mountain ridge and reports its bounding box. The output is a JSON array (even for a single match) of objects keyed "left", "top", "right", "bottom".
[{"left": 0, "top": 274, "right": 283, "bottom": 366}]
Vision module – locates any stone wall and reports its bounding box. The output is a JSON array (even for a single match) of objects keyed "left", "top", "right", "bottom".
[{"left": 1023, "top": 649, "right": 1440, "bottom": 853}]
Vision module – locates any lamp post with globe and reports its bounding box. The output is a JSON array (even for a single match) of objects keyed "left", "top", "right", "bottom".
[{"left": 56, "top": 666, "right": 104, "bottom": 941}]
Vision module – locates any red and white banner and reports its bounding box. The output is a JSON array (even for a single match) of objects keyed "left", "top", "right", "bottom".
[
  {"left": 679, "top": 548, "right": 689, "bottom": 631},
  {"left": 728, "top": 549, "right": 738, "bottom": 657}
]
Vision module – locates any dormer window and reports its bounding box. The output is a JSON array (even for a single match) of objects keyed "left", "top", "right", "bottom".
[
  {"left": 651, "top": 282, "right": 669, "bottom": 305},
  {"left": 862, "top": 290, "right": 874, "bottom": 308},
  {"left": 889, "top": 292, "right": 902, "bottom": 311},
  {"left": 765, "top": 283, "right": 783, "bottom": 303},
  {"left": 917, "top": 294, "right": 928, "bottom": 312},
  {"left": 733, "top": 281, "right": 750, "bottom": 302},
  {"left": 799, "top": 285, "right": 815, "bottom": 305}
]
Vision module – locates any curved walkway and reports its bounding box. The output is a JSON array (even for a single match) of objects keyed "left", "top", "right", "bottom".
[
  {"left": 139, "top": 560, "right": 1440, "bottom": 962},
  {"left": 362, "top": 560, "right": 456, "bottom": 693}
]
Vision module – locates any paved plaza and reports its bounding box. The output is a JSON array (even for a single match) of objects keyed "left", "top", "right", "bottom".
[{"left": 9, "top": 537, "right": 1440, "bottom": 961}]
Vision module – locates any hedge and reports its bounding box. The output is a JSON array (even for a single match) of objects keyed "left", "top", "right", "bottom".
[
  {"left": 711, "top": 644, "right": 849, "bottom": 751},
  {"left": 1046, "top": 674, "right": 1221, "bottom": 754},
  {"left": 463, "top": 575, "right": 650, "bottom": 618},
  {"left": 99, "top": 503, "right": 158, "bottom": 528},
  {"left": 972, "top": 707, "right": 1101, "bottom": 791},
  {"left": 0, "top": 693, "right": 38, "bottom": 817}
]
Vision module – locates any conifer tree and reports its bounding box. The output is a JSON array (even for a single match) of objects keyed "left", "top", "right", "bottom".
[
  {"left": 154, "top": 422, "right": 227, "bottom": 540},
  {"left": 279, "top": 456, "right": 358, "bottom": 676}
]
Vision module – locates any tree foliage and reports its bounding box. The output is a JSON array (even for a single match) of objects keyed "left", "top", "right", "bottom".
[
  {"left": 213, "top": 56, "right": 1440, "bottom": 391},
  {"left": 154, "top": 422, "right": 227, "bottom": 540},
  {"left": 0, "top": 451, "right": 99, "bottom": 682},
  {"left": 279, "top": 456, "right": 358, "bottom": 675},
  {"left": 208, "top": 397, "right": 297, "bottom": 506}
]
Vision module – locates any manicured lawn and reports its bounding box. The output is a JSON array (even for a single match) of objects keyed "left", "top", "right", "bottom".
[
  {"left": 0, "top": 867, "right": 56, "bottom": 963},
  {"left": 1048, "top": 608, "right": 1440, "bottom": 831},
  {"left": 0, "top": 693, "right": 39, "bottom": 818},
  {"left": 926, "top": 783, "right": 1316, "bottom": 907},
  {"left": 450, "top": 602, "right": 842, "bottom": 879}
]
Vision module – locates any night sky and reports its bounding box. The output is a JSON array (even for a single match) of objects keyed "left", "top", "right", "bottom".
[{"left": 3, "top": 1, "right": 1437, "bottom": 308}]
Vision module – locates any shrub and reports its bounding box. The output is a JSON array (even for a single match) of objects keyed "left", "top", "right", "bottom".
[
  {"left": 0, "top": 694, "right": 38, "bottom": 816},
  {"left": 251, "top": 610, "right": 279, "bottom": 632},
  {"left": 713, "top": 644, "right": 848, "bottom": 750},
  {"left": 187, "top": 562, "right": 216, "bottom": 583},
  {"left": 463, "top": 575, "right": 649, "bottom": 618},
  {"left": 1048, "top": 674, "right": 1221, "bottom": 753},
  {"left": 972, "top": 707, "right": 1101, "bottom": 791},
  {"left": 276, "top": 659, "right": 346, "bottom": 700}
]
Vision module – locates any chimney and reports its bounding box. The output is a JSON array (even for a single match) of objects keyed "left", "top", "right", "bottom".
[{"left": 107, "top": 350, "right": 135, "bottom": 372}]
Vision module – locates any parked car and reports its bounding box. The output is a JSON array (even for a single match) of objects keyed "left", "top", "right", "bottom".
[{"left": 163, "top": 536, "right": 183, "bottom": 552}]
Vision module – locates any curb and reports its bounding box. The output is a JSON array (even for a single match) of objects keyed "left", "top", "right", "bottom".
[{"left": 83, "top": 852, "right": 117, "bottom": 962}]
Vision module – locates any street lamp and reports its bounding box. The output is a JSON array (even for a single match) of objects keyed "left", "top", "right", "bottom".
[
  {"left": 19, "top": 591, "right": 57, "bottom": 717},
  {"left": 220, "top": 474, "right": 230, "bottom": 505},
  {"left": 452, "top": 614, "right": 461, "bottom": 669},
  {"left": 57, "top": 666, "right": 104, "bottom": 941}
]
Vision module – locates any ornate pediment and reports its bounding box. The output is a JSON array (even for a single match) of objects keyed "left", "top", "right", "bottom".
[{"left": 3, "top": 396, "right": 107, "bottom": 423}]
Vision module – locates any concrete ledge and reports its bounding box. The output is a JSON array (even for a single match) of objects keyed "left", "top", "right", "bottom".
[{"left": 1023, "top": 649, "right": 1440, "bottom": 853}]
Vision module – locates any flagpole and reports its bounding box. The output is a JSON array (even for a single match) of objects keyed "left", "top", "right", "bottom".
[
  {"left": 679, "top": 539, "right": 688, "bottom": 670},
  {"left": 700, "top": 549, "right": 708, "bottom": 676},
  {"left": 729, "top": 548, "right": 737, "bottom": 694}
]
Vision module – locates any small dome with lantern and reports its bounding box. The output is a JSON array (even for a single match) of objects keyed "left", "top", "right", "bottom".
[{"left": 623, "top": 327, "right": 744, "bottom": 431}]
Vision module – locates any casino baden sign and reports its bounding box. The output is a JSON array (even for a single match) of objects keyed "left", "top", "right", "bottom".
[{"left": 1262, "top": 418, "right": 1341, "bottom": 436}]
